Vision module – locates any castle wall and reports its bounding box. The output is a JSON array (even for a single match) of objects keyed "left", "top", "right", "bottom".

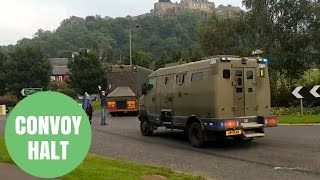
[
  {"left": 152, "top": 0, "right": 240, "bottom": 17},
  {"left": 180, "top": 0, "right": 215, "bottom": 12},
  {"left": 154, "top": 2, "right": 178, "bottom": 16}
]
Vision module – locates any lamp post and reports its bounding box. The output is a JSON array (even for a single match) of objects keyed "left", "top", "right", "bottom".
[{"left": 129, "top": 25, "right": 140, "bottom": 66}]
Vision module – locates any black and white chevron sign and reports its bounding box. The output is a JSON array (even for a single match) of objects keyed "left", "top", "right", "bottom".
[{"left": 292, "top": 85, "right": 320, "bottom": 99}]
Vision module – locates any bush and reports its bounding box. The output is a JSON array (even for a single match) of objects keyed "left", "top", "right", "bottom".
[
  {"left": 272, "top": 107, "right": 320, "bottom": 116},
  {"left": 0, "top": 96, "right": 18, "bottom": 107},
  {"left": 56, "top": 84, "right": 77, "bottom": 98},
  {"left": 57, "top": 87, "right": 77, "bottom": 98}
]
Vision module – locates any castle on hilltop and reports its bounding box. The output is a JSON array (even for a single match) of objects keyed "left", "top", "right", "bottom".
[{"left": 151, "top": 0, "right": 241, "bottom": 17}]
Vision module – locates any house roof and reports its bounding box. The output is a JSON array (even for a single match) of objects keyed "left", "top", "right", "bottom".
[
  {"left": 52, "top": 65, "right": 69, "bottom": 75},
  {"left": 49, "top": 58, "right": 69, "bottom": 66}
]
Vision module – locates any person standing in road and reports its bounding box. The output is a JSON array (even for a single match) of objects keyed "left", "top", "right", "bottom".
[
  {"left": 78, "top": 92, "right": 96, "bottom": 124},
  {"left": 100, "top": 90, "right": 108, "bottom": 126}
]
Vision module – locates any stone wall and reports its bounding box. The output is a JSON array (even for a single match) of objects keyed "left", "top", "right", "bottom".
[
  {"left": 153, "top": 0, "right": 241, "bottom": 17},
  {"left": 180, "top": 0, "right": 215, "bottom": 12},
  {"left": 154, "top": 1, "right": 178, "bottom": 16}
]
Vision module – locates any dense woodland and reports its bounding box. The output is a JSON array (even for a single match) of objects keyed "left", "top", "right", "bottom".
[{"left": 0, "top": 0, "right": 319, "bottom": 107}]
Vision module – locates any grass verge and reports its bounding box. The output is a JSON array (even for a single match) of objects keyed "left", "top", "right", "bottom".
[
  {"left": 63, "top": 154, "right": 204, "bottom": 180},
  {"left": 0, "top": 138, "right": 204, "bottom": 180},
  {"left": 279, "top": 115, "right": 320, "bottom": 124},
  {"left": 0, "top": 138, "right": 13, "bottom": 163}
]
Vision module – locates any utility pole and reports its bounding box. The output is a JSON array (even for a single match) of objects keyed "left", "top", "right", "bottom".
[
  {"left": 129, "top": 25, "right": 140, "bottom": 66},
  {"left": 129, "top": 28, "right": 132, "bottom": 66}
]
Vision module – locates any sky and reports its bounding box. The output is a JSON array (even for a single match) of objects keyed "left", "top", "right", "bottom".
[{"left": 0, "top": 0, "right": 243, "bottom": 46}]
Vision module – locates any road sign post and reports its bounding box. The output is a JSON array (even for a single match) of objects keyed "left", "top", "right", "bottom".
[
  {"left": 300, "top": 99, "right": 304, "bottom": 116},
  {"left": 21, "top": 88, "right": 43, "bottom": 96}
]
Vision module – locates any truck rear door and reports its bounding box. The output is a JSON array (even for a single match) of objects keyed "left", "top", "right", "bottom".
[
  {"left": 233, "top": 68, "right": 245, "bottom": 117},
  {"left": 233, "top": 68, "right": 257, "bottom": 117},
  {"left": 244, "top": 68, "right": 257, "bottom": 116}
]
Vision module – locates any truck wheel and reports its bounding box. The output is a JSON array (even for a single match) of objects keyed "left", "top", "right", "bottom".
[
  {"left": 188, "top": 122, "right": 205, "bottom": 148},
  {"left": 140, "top": 120, "right": 153, "bottom": 136}
]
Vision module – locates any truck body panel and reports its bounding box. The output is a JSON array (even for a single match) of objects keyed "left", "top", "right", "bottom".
[
  {"left": 139, "top": 56, "right": 277, "bottom": 146},
  {"left": 106, "top": 65, "right": 153, "bottom": 115}
]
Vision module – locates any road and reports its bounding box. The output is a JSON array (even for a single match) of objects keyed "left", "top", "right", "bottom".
[{"left": 1, "top": 114, "right": 320, "bottom": 180}]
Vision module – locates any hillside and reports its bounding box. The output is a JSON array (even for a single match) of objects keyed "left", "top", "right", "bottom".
[{"left": 10, "top": 12, "right": 207, "bottom": 64}]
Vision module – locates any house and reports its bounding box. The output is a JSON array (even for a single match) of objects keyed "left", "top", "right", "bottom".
[{"left": 49, "top": 58, "right": 70, "bottom": 84}]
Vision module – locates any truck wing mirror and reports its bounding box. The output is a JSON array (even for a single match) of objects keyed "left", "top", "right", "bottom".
[
  {"left": 147, "top": 84, "right": 153, "bottom": 90},
  {"left": 142, "top": 84, "right": 147, "bottom": 95}
]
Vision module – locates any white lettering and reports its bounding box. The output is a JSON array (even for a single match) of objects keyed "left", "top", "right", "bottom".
[
  {"left": 27, "top": 116, "right": 37, "bottom": 135},
  {"left": 60, "top": 141, "right": 69, "bottom": 160},
  {"left": 15, "top": 116, "right": 82, "bottom": 135},
  {"left": 38, "top": 116, "right": 49, "bottom": 135},
  {"left": 28, "top": 141, "right": 39, "bottom": 160},
  {"left": 40, "top": 141, "right": 50, "bottom": 160},
  {"left": 16, "top": 116, "right": 26, "bottom": 135},
  {"left": 61, "top": 116, "right": 71, "bottom": 135},
  {"left": 51, "top": 141, "right": 60, "bottom": 160},
  {"left": 72, "top": 116, "right": 81, "bottom": 135},
  {"left": 50, "top": 116, "right": 60, "bottom": 135}
]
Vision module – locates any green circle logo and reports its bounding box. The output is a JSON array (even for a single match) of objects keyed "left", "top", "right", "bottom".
[{"left": 5, "top": 92, "right": 92, "bottom": 178}]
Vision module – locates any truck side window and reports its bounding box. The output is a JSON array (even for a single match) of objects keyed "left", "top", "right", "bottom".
[
  {"left": 237, "top": 77, "right": 243, "bottom": 86},
  {"left": 176, "top": 74, "right": 185, "bottom": 85},
  {"left": 247, "top": 70, "right": 254, "bottom": 80},
  {"left": 148, "top": 79, "right": 156, "bottom": 90},
  {"left": 223, "top": 70, "right": 230, "bottom": 79},
  {"left": 191, "top": 72, "right": 203, "bottom": 82}
]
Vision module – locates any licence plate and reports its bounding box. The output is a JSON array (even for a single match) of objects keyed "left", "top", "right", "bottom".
[{"left": 226, "top": 130, "right": 242, "bottom": 136}]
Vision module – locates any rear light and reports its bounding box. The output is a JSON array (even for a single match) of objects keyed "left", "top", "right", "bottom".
[
  {"left": 108, "top": 102, "right": 116, "bottom": 108},
  {"left": 127, "top": 101, "right": 136, "bottom": 109},
  {"left": 224, "top": 120, "right": 239, "bottom": 129},
  {"left": 267, "top": 118, "right": 277, "bottom": 126}
]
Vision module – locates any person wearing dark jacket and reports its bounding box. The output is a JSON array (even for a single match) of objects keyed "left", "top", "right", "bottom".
[
  {"left": 78, "top": 92, "right": 96, "bottom": 124},
  {"left": 100, "top": 90, "right": 108, "bottom": 126}
]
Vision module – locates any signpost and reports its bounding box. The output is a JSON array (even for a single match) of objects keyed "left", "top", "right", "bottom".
[
  {"left": 292, "top": 85, "right": 320, "bottom": 116},
  {"left": 21, "top": 88, "right": 43, "bottom": 97}
]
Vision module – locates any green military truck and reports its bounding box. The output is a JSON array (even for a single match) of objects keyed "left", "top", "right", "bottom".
[
  {"left": 106, "top": 65, "right": 153, "bottom": 116},
  {"left": 138, "top": 54, "right": 277, "bottom": 147}
]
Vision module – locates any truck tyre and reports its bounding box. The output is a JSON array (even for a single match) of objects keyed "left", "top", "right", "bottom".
[
  {"left": 188, "top": 122, "right": 205, "bottom": 148},
  {"left": 140, "top": 119, "right": 153, "bottom": 136}
]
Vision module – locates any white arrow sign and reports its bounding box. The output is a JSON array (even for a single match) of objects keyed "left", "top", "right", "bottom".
[
  {"left": 21, "top": 89, "right": 25, "bottom": 96},
  {"left": 310, "top": 85, "right": 320, "bottom": 98},
  {"left": 292, "top": 86, "right": 304, "bottom": 99}
]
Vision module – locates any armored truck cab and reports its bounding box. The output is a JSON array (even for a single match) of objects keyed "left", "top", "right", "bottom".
[{"left": 139, "top": 56, "right": 277, "bottom": 147}]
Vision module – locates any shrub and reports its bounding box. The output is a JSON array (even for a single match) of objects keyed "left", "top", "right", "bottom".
[
  {"left": 272, "top": 107, "right": 320, "bottom": 116},
  {"left": 0, "top": 96, "right": 18, "bottom": 107}
]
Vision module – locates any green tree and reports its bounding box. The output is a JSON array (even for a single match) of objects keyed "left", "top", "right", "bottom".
[
  {"left": 241, "top": 0, "right": 318, "bottom": 106},
  {"left": 198, "top": 13, "right": 248, "bottom": 56},
  {"left": 123, "top": 50, "right": 154, "bottom": 68},
  {"left": 4, "top": 44, "right": 52, "bottom": 97},
  {"left": 68, "top": 49, "right": 107, "bottom": 94},
  {"left": 0, "top": 50, "right": 7, "bottom": 95}
]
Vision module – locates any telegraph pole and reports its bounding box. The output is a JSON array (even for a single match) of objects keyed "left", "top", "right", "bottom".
[
  {"left": 129, "top": 26, "right": 140, "bottom": 66},
  {"left": 129, "top": 28, "right": 132, "bottom": 66}
]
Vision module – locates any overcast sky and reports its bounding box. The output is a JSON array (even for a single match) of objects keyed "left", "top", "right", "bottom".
[{"left": 0, "top": 0, "right": 243, "bottom": 45}]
